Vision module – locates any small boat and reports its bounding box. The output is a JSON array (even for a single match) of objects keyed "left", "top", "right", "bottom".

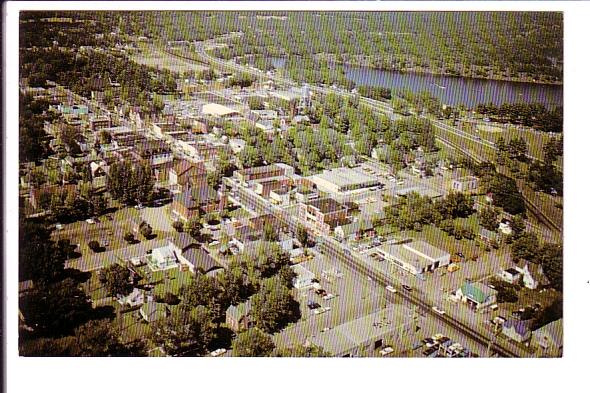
[{"left": 433, "top": 83, "right": 446, "bottom": 89}]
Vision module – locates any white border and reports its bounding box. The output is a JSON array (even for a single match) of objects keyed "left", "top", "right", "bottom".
[{"left": 4, "top": 2, "right": 589, "bottom": 393}]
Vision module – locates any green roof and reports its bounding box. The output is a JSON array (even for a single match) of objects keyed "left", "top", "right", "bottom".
[{"left": 460, "top": 281, "right": 496, "bottom": 304}]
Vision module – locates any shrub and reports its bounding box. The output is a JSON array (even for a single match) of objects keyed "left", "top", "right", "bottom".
[
  {"left": 172, "top": 221, "right": 184, "bottom": 232},
  {"left": 88, "top": 240, "right": 100, "bottom": 252},
  {"left": 123, "top": 232, "right": 135, "bottom": 243}
]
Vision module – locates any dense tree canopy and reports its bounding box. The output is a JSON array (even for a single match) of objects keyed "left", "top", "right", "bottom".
[{"left": 232, "top": 328, "right": 275, "bottom": 357}]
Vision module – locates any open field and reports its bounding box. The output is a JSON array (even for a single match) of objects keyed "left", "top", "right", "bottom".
[{"left": 131, "top": 43, "right": 209, "bottom": 74}]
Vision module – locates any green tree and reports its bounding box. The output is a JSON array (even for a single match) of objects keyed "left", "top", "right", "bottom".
[
  {"left": 263, "top": 221, "right": 278, "bottom": 242},
  {"left": 232, "top": 328, "right": 275, "bottom": 357},
  {"left": 479, "top": 206, "right": 499, "bottom": 231},
  {"left": 296, "top": 224, "right": 309, "bottom": 247},
  {"left": 538, "top": 243, "right": 563, "bottom": 291},
  {"left": 99, "top": 264, "right": 132, "bottom": 298},
  {"left": 73, "top": 318, "right": 146, "bottom": 356},
  {"left": 511, "top": 232, "right": 540, "bottom": 262},
  {"left": 184, "top": 218, "right": 201, "bottom": 240},
  {"left": 19, "top": 219, "right": 66, "bottom": 283},
  {"left": 251, "top": 277, "right": 299, "bottom": 333},
  {"left": 124, "top": 232, "right": 135, "bottom": 244},
  {"left": 274, "top": 343, "right": 331, "bottom": 357},
  {"left": 19, "top": 278, "right": 93, "bottom": 336},
  {"left": 150, "top": 306, "right": 214, "bottom": 356},
  {"left": 140, "top": 223, "right": 153, "bottom": 239}
]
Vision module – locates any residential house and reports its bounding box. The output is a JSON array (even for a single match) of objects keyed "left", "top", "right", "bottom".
[
  {"left": 298, "top": 197, "right": 348, "bottom": 235},
  {"left": 455, "top": 281, "right": 498, "bottom": 311},
  {"left": 226, "top": 299, "right": 253, "bottom": 332},
  {"left": 532, "top": 319, "right": 563, "bottom": 357},
  {"left": 499, "top": 268, "right": 522, "bottom": 285},
  {"left": 89, "top": 160, "right": 109, "bottom": 189},
  {"left": 168, "top": 160, "right": 207, "bottom": 193},
  {"left": 170, "top": 184, "right": 226, "bottom": 222},
  {"left": 499, "top": 218, "right": 513, "bottom": 235},
  {"left": 291, "top": 264, "right": 315, "bottom": 289},
  {"left": 515, "top": 261, "right": 550, "bottom": 290},
  {"left": 479, "top": 228, "right": 500, "bottom": 245},
  {"left": 502, "top": 319, "right": 532, "bottom": 343}
]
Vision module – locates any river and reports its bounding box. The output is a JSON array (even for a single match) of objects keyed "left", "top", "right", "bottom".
[{"left": 270, "top": 57, "right": 562, "bottom": 109}]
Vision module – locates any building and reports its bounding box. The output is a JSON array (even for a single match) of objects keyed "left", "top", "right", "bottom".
[
  {"left": 168, "top": 234, "right": 222, "bottom": 274},
  {"left": 235, "top": 163, "right": 294, "bottom": 184},
  {"left": 298, "top": 197, "right": 348, "bottom": 234},
  {"left": 376, "top": 241, "right": 451, "bottom": 276},
  {"left": 499, "top": 218, "right": 513, "bottom": 235},
  {"left": 226, "top": 299, "right": 253, "bottom": 332},
  {"left": 334, "top": 219, "right": 375, "bottom": 242},
  {"left": 309, "top": 305, "right": 416, "bottom": 357},
  {"left": 168, "top": 160, "right": 207, "bottom": 193},
  {"left": 452, "top": 176, "right": 480, "bottom": 193},
  {"left": 269, "top": 187, "right": 291, "bottom": 206},
  {"left": 202, "top": 103, "right": 239, "bottom": 118},
  {"left": 499, "top": 268, "right": 522, "bottom": 284},
  {"left": 502, "top": 319, "right": 532, "bottom": 343},
  {"left": 311, "top": 167, "right": 381, "bottom": 194},
  {"left": 291, "top": 264, "right": 315, "bottom": 289},
  {"left": 532, "top": 319, "right": 563, "bottom": 357},
  {"left": 514, "top": 261, "right": 550, "bottom": 290},
  {"left": 253, "top": 177, "right": 291, "bottom": 197},
  {"left": 455, "top": 281, "right": 498, "bottom": 311},
  {"left": 170, "top": 184, "right": 226, "bottom": 222}
]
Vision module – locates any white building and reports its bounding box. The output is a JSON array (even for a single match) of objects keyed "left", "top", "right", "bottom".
[
  {"left": 312, "top": 167, "right": 381, "bottom": 194},
  {"left": 376, "top": 241, "right": 451, "bottom": 276},
  {"left": 291, "top": 264, "right": 315, "bottom": 289},
  {"left": 451, "top": 176, "right": 480, "bottom": 193}
]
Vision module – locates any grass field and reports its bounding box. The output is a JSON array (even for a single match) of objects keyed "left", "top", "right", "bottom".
[{"left": 131, "top": 43, "right": 208, "bottom": 74}]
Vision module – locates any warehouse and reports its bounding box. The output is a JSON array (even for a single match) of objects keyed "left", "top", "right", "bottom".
[
  {"left": 311, "top": 167, "right": 381, "bottom": 194},
  {"left": 376, "top": 240, "right": 451, "bottom": 276}
]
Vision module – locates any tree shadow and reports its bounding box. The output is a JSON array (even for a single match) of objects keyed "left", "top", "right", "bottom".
[
  {"left": 209, "top": 326, "right": 235, "bottom": 350},
  {"left": 62, "top": 268, "right": 91, "bottom": 283}
]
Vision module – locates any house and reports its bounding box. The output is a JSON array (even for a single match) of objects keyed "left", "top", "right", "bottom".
[
  {"left": 452, "top": 176, "right": 479, "bottom": 193},
  {"left": 168, "top": 160, "right": 207, "bottom": 193},
  {"left": 226, "top": 299, "right": 253, "bottom": 332},
  {"left": 89, "top": 160, "right": 109, "bottom": 188},
  {"left": 376, "top": 241, "right": 451, "bottom": 276},
  {"left": 479, "top": 228, "right": 500, "bottom": 245},
  {"left": 455, "top": 281, "right": 497, "bottom": 311},
  {"left": 149, "top": 244, "right": 179, "bottom": 271},
  {"left": 235, "top": 163, "right": 294, "bottom": 184},
  {"left": 180, "top": 247, "right": 221, "bottom": 275},
  {"left": 499, "top": 268, "right": 522, "bottom": 284},
  {"left": 532, "top": 319, "right": 563, "bottom": 357},
  {"left": 515, "top": 261, "right": 550, "bottom": 290},
  {"left": 502, "top": 319, "right": 532, "bottom": 343},
  {"left": 298, "top": 197, "right": 348, "bottom": 234},
  {"left": 309, "top": 305, "right": 416, "bottom": 357},
  {"left": 117, "top": 287, "right": 145, "bottom": 308},
  {"left": 291, "top": 264, "right": 315, "bottom": 289},
  {"left": 170, "top": 184, "right": 226, "bottom": 222},
  {"left": 140, "top": 301, "right": 169, "bottom": 323},
  {"left": 498, "top": 218, "right": 513, "bottom": 235}
]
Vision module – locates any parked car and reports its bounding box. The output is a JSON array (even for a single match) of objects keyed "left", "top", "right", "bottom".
[
  {"left": 307, "top": 301, "right": 321, "bottom": 310},
  {"left": 85, "top": 218, "right": 95, "bottom": 224},
  {"left": 379, "top": 346, "right": 394, "bottom": 356},
  {"left": 55, "top": 223, "right": 64, "bottom": 230},
  {"left": 323, "top": 293, "right": 336, "bottom": 300},
  {"left": 402, "top": 284, "right": 412, "bottom": 292},
  {"left": 385, "top": 285, "right": 397, "bottom": 293},
  {"left": 315, "top": 288, "right": 327, "bottom": 297},
  {"left": 313, "top": 306, "right": 331, "bottom": 315}
]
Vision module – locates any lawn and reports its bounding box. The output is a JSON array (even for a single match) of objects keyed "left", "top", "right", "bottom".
[
  {"left": 404, "top": 224, "right": 484, "bottom": 260},
  {"left": 81, "top": 270, "right": 112, "bottom": 303},
  {"left": 118, "top": 311, "right": 151, "bottom": 343},
  {"left": 138, "top": 267, "right": 194, "bottom": 298}
]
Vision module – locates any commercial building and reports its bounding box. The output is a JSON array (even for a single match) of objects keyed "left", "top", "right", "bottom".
[
  {"left": 202, "top": 103, "right": 239, "bottom": 118},
  {"left": 298, "top": 197, "right": 348, "bottom": 234},
  {"left": 235, "top": 163, "right": 294, "bottom": 184},
  {"left": 310, "top": 305, "right": 416, "bottom": 357},
  {"left": 291, "top": 264, "right": 315, "bottom": 289},
  {"left": 452, "top": 176, "right": 480, "bottom": 193},
  {"left": 376, "top": 241, "right": 451, "bottom": 276},
  {"left": 311, "top": 167, "right": 381, "bottom": 194}
]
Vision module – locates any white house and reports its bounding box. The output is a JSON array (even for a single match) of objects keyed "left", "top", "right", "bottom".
[
  {"left": 498, "top": 268, "right": 522, "bottom": 284},
  {"left": 498, "top": 219, "right": 513, "bottom": 235},
  {"left": 515, "top": 262, "right": 549, "bottom": 290},
  {"left": 291, "top": 264, "right": 315, "bottom": 289}
]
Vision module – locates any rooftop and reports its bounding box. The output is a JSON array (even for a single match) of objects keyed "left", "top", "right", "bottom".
[
  {"left": 310, "top": 305, "right": 413, "bottom": 355},
  {"left": 313, "top": 167, "right": 379, "bottom": 189},
  {"left": 460, "top": 281, "right": 498, "bottom": 304},
  {"left": 307, "top": 197, "right": 346, "bottom": 214},
  {"left": 202, "top": 103, "right": 239, "bottom": 117},
  {"left": 377, "top": 240, "right": 449, "bottom": 269}
]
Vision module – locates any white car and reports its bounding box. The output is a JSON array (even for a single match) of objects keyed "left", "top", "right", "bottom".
[
  {"left": 323, "top": 293, "right": 336, "bottom": 300},
  {"left": 313, "top": 306, "right": 331, "bottom": 315},
  {"left": 55, "top": 223, "right": 64, "bottom": 230},
  {"left": 85, "top": 218, "right": 95, "bottom": 224},
  {"left": 385, "top": 285, "right": 397, "bottom": 294},
  {"left": 432, "top": 306, "right": 446, "bottom": 316},
  {"left": 210, "top": 348, "right": 227, "bottom": 357}
]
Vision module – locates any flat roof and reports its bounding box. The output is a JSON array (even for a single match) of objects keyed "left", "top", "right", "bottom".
[
  {"left": 202, "top": 103, "right": 239, "bottom": 116},
  {"left": 310, "top": 305, "right": 413, "bottom": 355},
  {"left": 377, "top": 241, "right": 449, "bottom": 269},
  {"left": 313, "top": 167, "right": 379, "bottom": 189},
  {"left": 307, "top": 197, "right": 346, "bottom": 214},
  {"left": 395, "top": 186, "right": 442, "bottom": 199}
]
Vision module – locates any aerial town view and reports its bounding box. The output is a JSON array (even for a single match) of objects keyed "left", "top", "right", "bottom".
[{"left": 17, "top": 10, "right": 563, "bottom": 358}]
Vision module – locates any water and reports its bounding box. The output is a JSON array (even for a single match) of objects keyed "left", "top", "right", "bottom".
[{"left": 270, "top": 57, "right": 562, "bottom": 109}]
